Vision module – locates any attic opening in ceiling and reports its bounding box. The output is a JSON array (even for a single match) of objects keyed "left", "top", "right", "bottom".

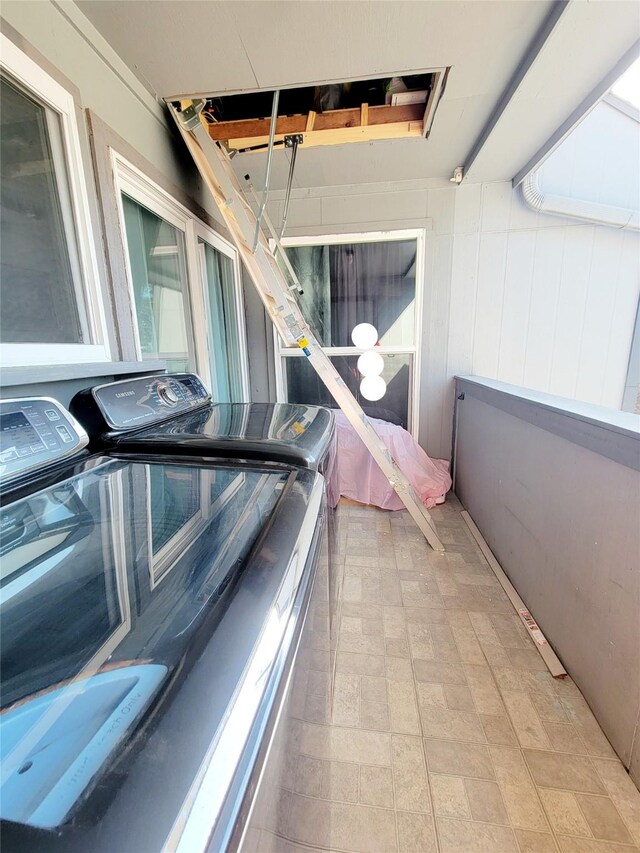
[{"left": 196, "top": 70, "right": 448, "bottom": 152}]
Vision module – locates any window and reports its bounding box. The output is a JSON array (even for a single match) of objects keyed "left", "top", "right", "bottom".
[
  {"left": 0, "top": 34, "right": 108, "bottom": 366},
  {"left": 277, "top": 231, "right": 423, "bottom": 434},
  {"left": 113, "top": 153, "right": 249, "bottom": 399},
  {"left": 121, "top": 195, "right": 191, "bottom": 372},
  {"left": 200, "top": 238, "right": 247, "bottom": 402}
]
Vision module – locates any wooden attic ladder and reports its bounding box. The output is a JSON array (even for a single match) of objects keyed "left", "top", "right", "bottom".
[{"left": 169, "top": 102, "right": 444, "bottom": 552}]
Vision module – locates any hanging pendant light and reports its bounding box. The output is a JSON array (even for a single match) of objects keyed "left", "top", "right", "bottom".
[
  {"left": 357, "top": 350, "right": 384, "bottom": 377},
  {"left": 360, "top": 375, "right": 387, "bottom": 401},
  {"left": 351, "top": 323, "right": 378, "bottom": 350}
]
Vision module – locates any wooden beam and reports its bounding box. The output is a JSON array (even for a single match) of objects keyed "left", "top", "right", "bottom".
[
  {"left": 229, "top": 121, "right": 424, "bottom": 151},
  {"left": 305, "top": 110, "right": 316, "bottom": 132},
  {"left": 206, "top": 102, "right": 424, "bottom": 142},
  {"left": 361, "top": 103, "right": 369, "bottom": 126}
]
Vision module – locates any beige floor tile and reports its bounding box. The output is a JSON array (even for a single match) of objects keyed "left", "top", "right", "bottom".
[
  {"left": 492, "top": 667, "right": 559, "bottom": 696},
  {"left": 490, "top": 748, "right": 550, "bottom": 831},
  {"left": 442, "top": 683, "right": 475, "bottom": 711},
  {"left": 287, "top": 793, "right": 398, "bottom": 853},
  {"left": 419, "top": 706, "right": 486, "bottom": 743},
  {"left": 304, "top": 690, "right": 332, "bottom": 724},
  {"left": 479, "top": 714, "right": 519, "bottom": 746},
  {"left": 332, "top": 672, "right": 361, "bottom": 727},
  {"left": 313, "top": 504, "right": 640, "bottom": 853},
  {"left": 360, "top": 764, "right": 394, "bottom": 808},
  {"left": 308, "top": 668, "right": 331, "bottom": 696},
  {"left": 417, "top": 682, "right": 448, "bottom": 710},
  {"left": 341, "top": 615, "right": 366, "bottom": 634},
  {"left": 387, "top": 679, "right": 421, "bottom": 735},
  {"left": 424, "top": 738, "right": 496, "bottom": 780},
  {"left": 294, "top": 754, "right": 326, "bottom": 799},
  {"left": 408, "top": 623, "right": 435, "bottom": 659},
  {"left": 385, "top": 636, "right": 410, "bottom": 657},
  {"left": 360, "top": 700, "right": 391, "bottom": 731},
  {"left": 531, "top": 692, "right": 570, "bottom": 723},
  {"left": 501, "top": 690, "right": 553, "bottom": 749},
  {"left": 339, "top": 631, "right": 386, "bottom": 656},
  {"left": 523, "top": 749, "right": 607, "bottom": 795},
  {"left": 386, "top": 655, "right": 414, "bottom": 681},
  {"left": 498, "top": 782, "right": 551, "bottom": 833},
  {"left": 450, "top": 625, "right": 486, "bottom": 665},
  {"left": 391, "top": 734, "right": 431, "bottom": 813},
  {"left": 336, "top": 651, "right": 385, "bottom": 677},
  {"left": 463, "top": 664, "right": 506, "bottom": 715},
  {"left": 506, "top": 647, "right": 549, "bottom": 672},
  {"left": 431, "top": 774, "right": 471, "bottom": 818},
  {"left": 538, "top": 788, "right": 592, "bottom": 837},
  {"left": 328, "top": 761, "right": 361, "bottom": 803},
  {"left": 592, "top": 758, "right": 640, "bottom": 845},
  {"left": 556, "top": 836, "right": 639, "bottom": 852},
  {"left": 413, "top": 658, "right": 467, "bottom": 685},
  {"left": 465, "top": 778, "right": 509, "bottom": 825},
  {"left": 299, "top": 721, "right": 390, "bottom": 767},
  {"left": 361, "top": 674, "right": 388, "bottom": 705},
  {"left": 575, "top": 794, "right": 634, "bottom": 844},
  {"left": 404, "top": 606, "right": 448, "bottom": 626},
  {"left": 396, "top": 811, "right": 438, "bottom": 853},
  {"left": 480, "top": 641, "right": 513, "bottom": 667},
  {"left": 342, "top": 601, "right": 383, "bottom": 619},
  {"left": 445, "top": 610, "right": 473, "bottom": 629},
  {"left": 430, "top": 638, "right": 462, "bottom": 664},
  {"left": 514, "top": 829, "right": 560, "bottom": 852},
  {"left": 343, "top": 576, "right": 363, "bottom": 603},
  {"left": 469, "top": 611, "right": 502, "bottom": 642},
  {"left": 436, "top": 817, "right": 519, "bottom": 852},
  {"left": 543, "top": 721, "right": 589, "bottom": 754}
]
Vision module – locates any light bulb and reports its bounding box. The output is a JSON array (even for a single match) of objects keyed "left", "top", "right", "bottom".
[
  {"left": 351, "top": 323, "right": 378, "bottom": 349},
  {"left": 357, "top": 350, "right": 384, "bottom": 377},
  {"left": 360, "top": 375, "right": 387, "bottom": 401}
]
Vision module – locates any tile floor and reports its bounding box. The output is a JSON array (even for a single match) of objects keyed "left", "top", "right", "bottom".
[{"left": 274, "top": 495, "right": 640, "bottom": 853}]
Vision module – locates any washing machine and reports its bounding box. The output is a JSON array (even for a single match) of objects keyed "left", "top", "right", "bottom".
[
  {"left": 70, "top": 373, "right": 337, "bottom": 487},
  {"left": 0, "top": 394, "right": 329, "bottom": 852}
]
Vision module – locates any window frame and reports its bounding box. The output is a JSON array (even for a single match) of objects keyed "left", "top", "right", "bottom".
[
  {"left": 275, "top": 229, "right": 425, "bottom": 438},
  {"left": 193, "top": 220, "right": 250, "bottom": 403},
  {"left": 112, "top": 151, "right": 249, "bottom": 400},
  {"left": 0, "top": 33, "right": 110, "bottom": 367}
]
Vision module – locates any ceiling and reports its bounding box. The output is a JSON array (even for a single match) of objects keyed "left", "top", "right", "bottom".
[{"left": 76, "top": 0, "right": 640, "bottom": 190}]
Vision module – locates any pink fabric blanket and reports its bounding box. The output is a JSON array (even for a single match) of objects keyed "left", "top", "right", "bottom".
[{"left": 330, "top": 411, "right": 452, "bottom": 510}]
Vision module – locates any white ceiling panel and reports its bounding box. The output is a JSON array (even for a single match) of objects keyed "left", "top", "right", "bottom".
[{"left": 75, "top": 0, "right": 640, "bottom": 187}]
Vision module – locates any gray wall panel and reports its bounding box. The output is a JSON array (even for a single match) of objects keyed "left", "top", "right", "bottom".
[{"left": 455, "top": 381, "right": 640, "bottom": 784}]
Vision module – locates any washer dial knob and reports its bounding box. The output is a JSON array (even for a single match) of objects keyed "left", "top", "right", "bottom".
[{"left": 157, "top": 382, "right": 179, "bottom": 406}]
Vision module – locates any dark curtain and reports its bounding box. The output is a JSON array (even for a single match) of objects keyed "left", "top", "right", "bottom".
[
  {"left": 329, "top": 242, "right": 415, "bottom": 346},
  {"left": 329, "top": 244, "right": 376, "bottom": 346}
]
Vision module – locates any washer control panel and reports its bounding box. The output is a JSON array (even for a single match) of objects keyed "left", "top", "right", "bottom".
[
  {"left": 88, "top": 374, "right": 211, "bottom": 432},
  {"left": 0, "top": 398, "right": 88, "bottom": 485}
]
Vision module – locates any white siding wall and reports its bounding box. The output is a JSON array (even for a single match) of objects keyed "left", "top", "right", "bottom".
[
  {"left": 426, "top": 183, "right": 639, "bottom": 458},
  {"left": 274, "top": 180, "right": 640, "bottom": 459}
]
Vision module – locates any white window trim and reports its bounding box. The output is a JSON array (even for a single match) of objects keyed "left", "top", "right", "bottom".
[
  {"left": 111, "top": 151, "right": 250, "bottom": 400},
  {"left": 0, "top": 33, "right": 110, "bottom": 367},
  {"left": 275, "top": 229, "right": 425, "bottom": 438},
  {"left": 192, "top": 220, "right": 250, "bottom": 403}
]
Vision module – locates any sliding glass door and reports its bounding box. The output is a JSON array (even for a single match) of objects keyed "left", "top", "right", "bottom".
[{"left": 200, "top": 239, "right": 247, "bottom": 403}]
